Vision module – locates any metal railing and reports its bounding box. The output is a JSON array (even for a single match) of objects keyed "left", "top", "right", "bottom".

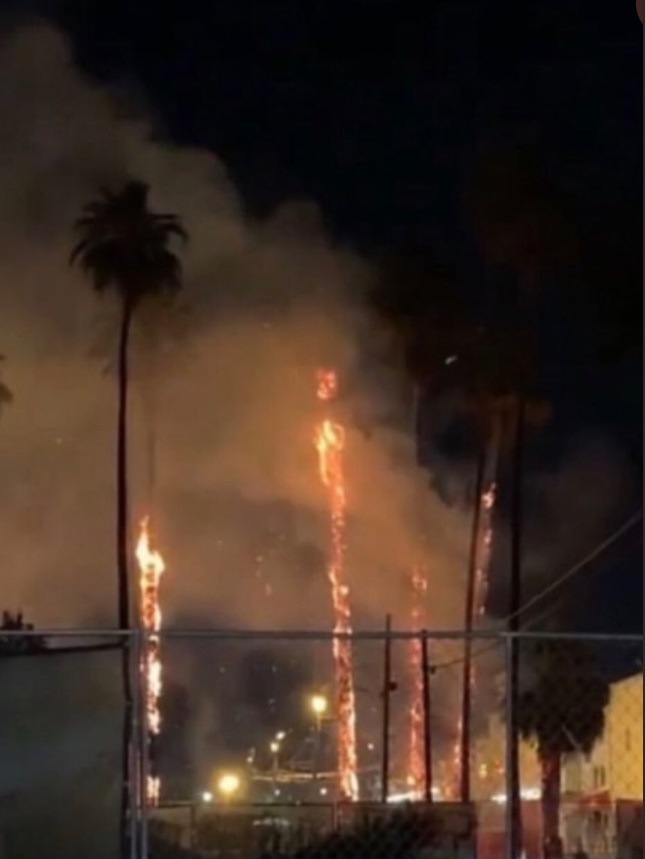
[{"left": 0, "top": 627, "right": 641, "bottom": 859}]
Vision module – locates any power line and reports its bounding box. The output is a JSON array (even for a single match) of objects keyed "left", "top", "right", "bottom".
[
  {"left": 431, "top": 509, "right": 643, "bottom": 674},
  {"left": 510, "top": 510, "right": 642, "bottom": 626}
]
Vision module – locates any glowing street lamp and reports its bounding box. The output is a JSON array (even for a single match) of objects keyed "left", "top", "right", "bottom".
[
  {"left": 310, "top": 694, "right": 328, "bottom": 724},
  {"left": 309, "top": 694, "right": 329, "bottom": 788},
  {"left": 217, "top": 772, "right": 241, "bottom": 801}
]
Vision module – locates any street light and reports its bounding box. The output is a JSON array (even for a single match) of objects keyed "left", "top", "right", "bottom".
[
  {"left": 310, "top": 694, "right": 328, "bottom": 722},
  {"left": 217, "top": 772, "right": 241, "bottom": 801},
  {"left": 309, "top": 694, "right": 329, "bottom": 790}
]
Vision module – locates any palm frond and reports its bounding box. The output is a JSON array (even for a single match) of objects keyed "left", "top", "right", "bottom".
[{"left": 70, "top": 180, "right": 188, "bottom": 303}]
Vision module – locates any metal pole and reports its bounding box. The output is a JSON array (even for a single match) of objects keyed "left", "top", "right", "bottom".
[
  {"left": 421, "top": 631, "right": 433, "bottom": 803},
  {"left": 189, "top": 803, "right": 197, "bottom": 850},
  {"left": 380, "top": 614, "right": 392, "bottom": 805},
  {"left": 312, "top": 718, "right": 321, "bottom": 786},
  {"left": 139, "top": 630, "right": 150, "bottom": 859},
  {"left": 461, "top": 445, "right": 486, "bottom": 804},
  {"left": 129, "top": 630, "right": 140, "bottom": 859},
  {"left": 504, "top": 634, "right": 515, "bottom": 859}
]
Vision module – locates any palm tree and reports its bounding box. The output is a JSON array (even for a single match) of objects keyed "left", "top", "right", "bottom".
[
  {"left": 518, "top": 639, "right": 610, "bottom": 859},
  {"left": 458, "top": 322, "right": 552, "bottom": 802},
  {"left": 465, "top": 142, "right": 572, "bottom": 847},
  {"left": 71, "top": 180, "right": 187, "bottom": 853}
]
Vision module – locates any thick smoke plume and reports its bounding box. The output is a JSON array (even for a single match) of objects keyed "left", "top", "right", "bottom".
[{"left": 0, "top": 20, "right": 468, "bottom": 634}]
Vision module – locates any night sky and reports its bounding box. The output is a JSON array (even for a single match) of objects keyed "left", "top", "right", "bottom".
[{"left": 8, "top": 0, "right": 643, "bottom": 633}]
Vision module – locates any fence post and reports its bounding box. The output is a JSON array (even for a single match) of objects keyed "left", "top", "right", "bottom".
[
  {"left": 421, "top": 631, "right": 433, "bottom": 803},
  {"left": 505, "top": 633, "right": 516, "bottom": 859},
  {"left": 380, "top": 614, "right": 393, "bottom": 804},
  {"left": 139, "top": 628, "right": 150, "bottom": 859},
  {"left": 129, "top": 628, "right": 141, "bottom": 859}
]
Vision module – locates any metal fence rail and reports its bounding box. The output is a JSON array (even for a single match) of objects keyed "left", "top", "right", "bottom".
[{"left": 0, "top": 628, "right": 641, "bottom": 859}]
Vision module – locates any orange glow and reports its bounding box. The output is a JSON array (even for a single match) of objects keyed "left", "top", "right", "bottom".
[
  {"left": 407, "top": 566, "right": 427, "bottom": 799},
  {"left": 459, "top": 466, "right": 497, "bottom": 800},
  {"left": 451, "top": 717, "right": 462, "bottom": 799},
  {"left": 135, "top": 515, "right": 165, "bottom": 806},
  {"left": 314, "top": 368, "right": 358, "bottom": 801},
  {"left": 473, "top": 482, "right": 496, "bottom": 621}
]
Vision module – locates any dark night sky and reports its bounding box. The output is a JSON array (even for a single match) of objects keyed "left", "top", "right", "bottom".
[{"left": 7, "top": 0, "right": 644, "bottom": 633}]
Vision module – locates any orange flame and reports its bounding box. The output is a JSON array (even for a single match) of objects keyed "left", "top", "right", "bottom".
[
  {"left": 473, "top": 483, "right": 496, "bottom": 622},
  {"left": 407, "top": 566, "right": 427, "bottom": 799},
  {"left": 135, "top": 515, "right": 165, "bottom": 805},
  {"left": 454, "top": 479, "right": 497, "bottom": 799},
  {"left": 314, "top": 368, "right": 358, "bottom": 801}
]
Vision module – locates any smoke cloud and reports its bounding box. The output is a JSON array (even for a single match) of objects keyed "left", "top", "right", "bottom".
[
  {"left": 0, "top": 18, "right": 636, "bottom": 795},
  {"left": 0, "top": 19, "right": 468, "bottom": 636}
]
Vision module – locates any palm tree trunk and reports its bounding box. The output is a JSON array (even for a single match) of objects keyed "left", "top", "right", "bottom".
[
  {"left": 509, "top": 395, "right": 525, "bottom": 859},
  {"left": 460, "top": 441, "right": 486, "bottom": 803},
  {"left": 117, "top": 298, "right": 134, "bottom": 857},
  {"left": 540, "top": 753, "right": 563, "bottom": 858}
]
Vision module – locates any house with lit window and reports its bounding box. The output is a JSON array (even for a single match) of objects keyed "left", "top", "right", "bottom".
[
  {"left": 561, "top": 672, "right": 643, "bottom": 857},
  {"left": 471, "top": 671, "right": 643, "bottom": 859}
]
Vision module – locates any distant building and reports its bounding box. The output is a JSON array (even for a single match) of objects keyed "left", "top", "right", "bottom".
[
  {"left": 561, "top": 673, "right": 643, "bottom": 857},
  {"left": 471, "top": 672, "right": 643, "bottom": 859}
]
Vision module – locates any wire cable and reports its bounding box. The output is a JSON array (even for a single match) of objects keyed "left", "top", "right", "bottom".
[{"left": 430, "top": 509, "right": 643, "bottom": 673}]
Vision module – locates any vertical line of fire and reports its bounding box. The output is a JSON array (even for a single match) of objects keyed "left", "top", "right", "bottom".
[
  {"left": 452, "top": 426, "right": 500, "bottom": 797},
  {"left": 314, "top": 368, "right": 359, "bottom": 801},
  {"left": 407, "top": 566, "right": 428, "bottom": 799},
  {"left": 135, "top": 516, "right": 165, "bottom": 805}
]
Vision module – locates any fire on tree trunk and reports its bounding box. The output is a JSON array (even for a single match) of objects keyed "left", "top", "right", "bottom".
[{"left": 540, "top": 752, "right": 564, "bottom": 859}]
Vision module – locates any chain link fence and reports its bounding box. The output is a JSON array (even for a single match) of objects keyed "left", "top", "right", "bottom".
[{"left": 0, "top": 628, "right": 640, "bottom": 858}]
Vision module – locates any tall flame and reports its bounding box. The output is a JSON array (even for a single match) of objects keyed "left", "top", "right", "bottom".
[
  {"left": 453, "top": 426, "right": 500, "bottom": 798},
  {"left": 473, "top": 483, "right": 496, "bottom": 622},
  {"left": 407, "top": 566, "right": 428, "bottom": 799},
  {"left": 314, "top": 368, "right": 358, "bottom": 801},
  {"left": 135, "top": 515, "right": 165, "bottom": 805},
  {"left": 450, "top": 484, "right": 498, "bottom": 799}
]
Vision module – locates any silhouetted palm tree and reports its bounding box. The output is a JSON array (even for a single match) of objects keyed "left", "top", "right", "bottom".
[
  {"left": 465, "top": 142, "right": 570, "bottom": 845},
  {"left": 518, "top": 640, "right": 610, "bottom": 859},
  {"left": 0, "top": 610, "right": 47, "bottom": 654},
  {"left": 71, "top": 180, "right": 187, "bottom": 854}
]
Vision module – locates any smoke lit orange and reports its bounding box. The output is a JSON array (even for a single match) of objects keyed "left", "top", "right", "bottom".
[
  {"left": 314, "top": 368, "right": 358, "bottom": 801},
  {"left": 135, "top": 515, "right": 165, "bottom": 805}
]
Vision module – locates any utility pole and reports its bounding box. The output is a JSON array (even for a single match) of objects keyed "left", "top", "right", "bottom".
[
  {"left": 461, "top": 444, "right": 485, "bottom": 804},
  {"left": 421, "top": 631, "right": 433, "bottom": 803},
  {"left": 380, "top": 613, "right": 394, "bottom": 804},
  {"left": 508, "top": 396, "right": 525, "bottom": 859}
]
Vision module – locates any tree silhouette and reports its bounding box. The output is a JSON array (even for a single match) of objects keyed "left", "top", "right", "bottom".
[
  {"left": 0, "top": 610, "right": 47, "bottom": 654},
  {"left": 71, "top": 180, "right": 187, "bottom": 853},
  {"left": 369, "top": 250, "right": 550, "bottom": 803},
  {"left": 464, "top": 141, "right": 569, "bottom": 846},
  {"left": 518, "top": 639, "right": 610, "bottom": 859}
]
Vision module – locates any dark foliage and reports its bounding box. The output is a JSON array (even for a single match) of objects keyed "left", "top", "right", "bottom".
[
  {"left": 0, "top": 610, "right": 47, "bottom": 654},
  {"left": 518, "top": 639, "right": 610, "bottom": 758},
  {"left": 70, "top": 180, "right": 187, "bottom": 309},
  {"left": 285, "top": 807, "right": 447, "bottom": 859}
]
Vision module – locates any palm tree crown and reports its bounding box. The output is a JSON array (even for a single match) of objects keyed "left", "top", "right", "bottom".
[
  {"left": 70, "top": 181, "right": 187, "bottom": 306},
  {"left": 518, "top": 639, "right": 610, "bottom": 758}
]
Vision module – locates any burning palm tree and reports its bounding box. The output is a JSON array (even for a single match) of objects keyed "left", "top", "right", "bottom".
[{"left": 71, "top": 180, "right": 187, "bottom": 852}]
